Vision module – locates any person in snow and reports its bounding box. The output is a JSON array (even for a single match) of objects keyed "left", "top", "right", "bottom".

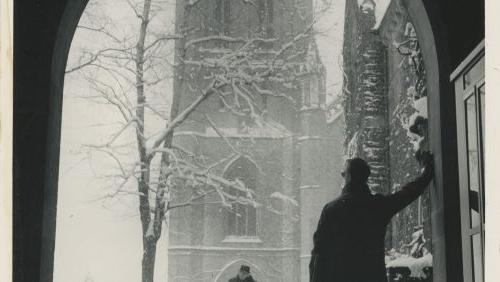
[
  {"left": 309, "top": 151, "right": 434, "bottom": 282},
  {"left": 229, "top": 265, "right": 257, "bottom": 282}
]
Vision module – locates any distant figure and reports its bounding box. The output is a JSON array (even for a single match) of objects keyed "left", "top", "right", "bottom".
[
  {"left": 229, "top": 265, "right": 257, "bottom": 282},
  {"left": 309, "top": 152, "right": 434, "bottom": 282}
]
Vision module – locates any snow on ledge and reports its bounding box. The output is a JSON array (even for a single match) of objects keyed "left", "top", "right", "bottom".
[
  {"left": 386, "top": 254, "right": 433, "bottom": 278},
  {"left": 222, "top": 236, "right": 263, "bottom": 244}
]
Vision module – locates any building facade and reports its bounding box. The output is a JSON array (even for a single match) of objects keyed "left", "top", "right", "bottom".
[
  {"left": 167, "top": 0, "right": 344, "bottom": 281},
  {"left": 341, "top": 0, "right": 485, "bottom": 281},
  {"left": 342, "top": 0, "right": 432, "bottom": 264}
]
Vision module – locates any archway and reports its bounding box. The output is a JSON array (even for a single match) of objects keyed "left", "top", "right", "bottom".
[
  {"left": 404, "top": 1, "right": 463, "bottom": 282},
  {"left": 43, "top": 1, "right": 458, "bottom": 282},
  {"left": 42, "top": 1, "right": 89, "bottom": 281}
]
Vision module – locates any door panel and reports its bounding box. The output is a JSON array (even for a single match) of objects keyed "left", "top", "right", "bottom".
[{"left": 454, "top": 52, "right": 485, "bottom": 282}]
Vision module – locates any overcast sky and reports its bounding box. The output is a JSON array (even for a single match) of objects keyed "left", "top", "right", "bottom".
[{"left": 53, "top": 1, "right": 390, "bottom": 281}]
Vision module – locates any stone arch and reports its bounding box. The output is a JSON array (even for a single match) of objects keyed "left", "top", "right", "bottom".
[
  {"left": 403, "top": 1, "right": 462, "bottom": 282},
  {"left": 42, "top": 2, "right": 89, "bottom": 281},
  {"left": 222, "top": 155, "right": 260, "bottom": 178},
  {"left": 27, "top": 1, "right": 465, "bottom": 281}
]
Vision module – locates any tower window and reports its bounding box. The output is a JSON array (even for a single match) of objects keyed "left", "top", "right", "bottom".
[
  {"left": 258, "top": 0, "right": 274, "bottom": 36},
  {"left": 215, "top": 0, "right": 231, "bottom": 35},
  {"left": 224, "top": 157, "right": 258, "bottom": 237}
]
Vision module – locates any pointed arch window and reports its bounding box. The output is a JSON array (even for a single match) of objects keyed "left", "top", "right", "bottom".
[
  {"left": 215, "top": 0, "right": 231, "bottom": 35},
  {"left": 258, "top": 0, "right": 274, "bottom": 37},
  {"left": 224, "top": 157, "right": 258, "bottom": 237}
]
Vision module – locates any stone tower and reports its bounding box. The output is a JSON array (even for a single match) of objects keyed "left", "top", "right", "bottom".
[
  {"left": 342, "top": 0, "right": 433, "bottom": 253},
  {"left": 343, "top": 0, "right": 390, "bottom": 194},
  {"left": 167, "top": 0, "right": 341, "bottom": 281},
  {"left": 342, "top": 0, "right": 392, "bottom": 247}
]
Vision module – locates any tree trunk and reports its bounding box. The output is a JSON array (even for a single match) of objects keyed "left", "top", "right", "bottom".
[
  {"left": 134, "top": 0, "right": 155, "bottom": 281},
  {"left": 142, "top": 240, "right": 157, "bottom": 282}
]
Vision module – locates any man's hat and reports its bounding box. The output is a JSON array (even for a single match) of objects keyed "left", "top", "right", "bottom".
[{"left": 240, "top": 265, "right": 250, "bottom": 273}]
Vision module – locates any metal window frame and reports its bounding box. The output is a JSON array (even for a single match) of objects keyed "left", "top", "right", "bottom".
[{"left": 453, "top": 46, "right": 485, "bottom": 282}]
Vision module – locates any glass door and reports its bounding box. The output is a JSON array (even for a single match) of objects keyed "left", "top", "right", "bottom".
[{"left": 454, "top": 52, "right": 485, "bottom": 282}]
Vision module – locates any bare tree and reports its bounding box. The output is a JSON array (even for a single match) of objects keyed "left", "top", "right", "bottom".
[{"left": 66, "top": 0, "right": 331, "bottom": 281}]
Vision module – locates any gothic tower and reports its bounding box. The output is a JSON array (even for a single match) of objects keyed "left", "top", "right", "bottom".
[
  {"left": 168, "top": 0, "right": 338, "bottom": 281},
  {"left": 342, "top": 0, "right": 392, "bottom": 246},
  {"left": 343, "top": 0, "right": 433, "bottom": 255},
  {"left": 342, "top": 0, "right": 390, "bottom": 194}
]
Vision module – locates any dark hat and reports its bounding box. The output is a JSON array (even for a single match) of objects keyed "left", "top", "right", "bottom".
[{"left": 240, "top": 265, "right": 250, "bottom": 273}]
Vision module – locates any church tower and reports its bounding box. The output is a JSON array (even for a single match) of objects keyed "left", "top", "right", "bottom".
[
  {"left": 342, "top": 0, "right": 434, "bottom": 255},
  {"left": 167, "top": 0, "right": 338, "bottom": 281},
  {"left": 342, "top": 0, "right": 390, "bottom": 194},
  {"left": 342, "top": 0, "right": 392, "bottom": 248}
]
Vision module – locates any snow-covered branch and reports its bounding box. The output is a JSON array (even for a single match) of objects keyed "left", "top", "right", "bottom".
[{"left": 147, "top": 80, "right": 221, "bottom": 155}]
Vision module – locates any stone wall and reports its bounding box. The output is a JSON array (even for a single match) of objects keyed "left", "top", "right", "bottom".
[{"left": 342, "top": 0, "right": 432, "bottom": 254}]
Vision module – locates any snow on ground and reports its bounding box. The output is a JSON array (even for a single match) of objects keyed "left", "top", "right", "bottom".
[{"left": 386, "top": 254, "right": 433, "bottom": 278}]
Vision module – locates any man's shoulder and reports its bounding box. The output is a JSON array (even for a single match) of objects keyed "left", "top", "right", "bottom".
[
  {"left": 323, "top": 195, "right": 349, "bottom": 211},
  {"left": 228, "top": 278, "right": 238, "bottom": 282},
  {"left": 246, "top": 276, "right": 257, "bottom": 282},
  {"left": 371, "top": 192, "right": 392, "bottom": 202},
  {"left": 371, "top": 192, "right": 387, "bottom": 199},
  {"left": 325, "top": 192, "right": 386, "bottom": 207}
]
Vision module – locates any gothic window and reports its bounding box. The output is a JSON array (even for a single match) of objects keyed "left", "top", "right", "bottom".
[
  {"left": 215, "top": 0, "right": 230, "bottom": 35},
  {"left": 266, "top": 0, "right": 274, "bottom": 36},
  {"left": 310, "top": 77, "right": 320, "bottom": 106},
  {"left": 258, "top": 0, "right": 274, "bottom": 36},
  {"left": 224, "top": 157, "right": 258, "bottom": 237},
  {"left": 301, "top": 80, "right": 310, "bottom": 106}
]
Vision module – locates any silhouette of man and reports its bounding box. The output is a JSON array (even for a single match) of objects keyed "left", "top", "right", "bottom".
[{"left": 309, "top": 152, "right": 434, "bottom": 282}]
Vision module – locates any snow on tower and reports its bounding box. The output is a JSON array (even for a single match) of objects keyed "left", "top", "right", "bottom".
[
  {"left": 342, "top": 0, "right": 392, "bottom": 247},
  {"left": 343, "top": 0, "right": 390, "bottom": 194},
  {"left": 167, "top": 0, "right": 340, "bottom": 281}
]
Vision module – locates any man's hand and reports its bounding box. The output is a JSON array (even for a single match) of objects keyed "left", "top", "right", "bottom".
[
  {"left": 384, "top": 150, "right": 435, "bottom": 215},
  {"left": 417, "top": 150, "right": 434, "bottom": 183},
  {"left": 420, "top": 150, "right": 433, "bottom": 165}
]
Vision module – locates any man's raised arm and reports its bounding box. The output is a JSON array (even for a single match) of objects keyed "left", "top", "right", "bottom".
[{"left": 383, "top": 151, "right": 434, "bottom": 216}]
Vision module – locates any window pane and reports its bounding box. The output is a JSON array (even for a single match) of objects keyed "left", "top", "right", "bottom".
[
  {"left": 224, "top": 158, "right": 258, "bottom": 237},
  {"left": 465, "top": 95, "right": 481, "bottom": 228},
  {"left": 227, "top": 205, "right": 236, "bottom": 235},
  {"left": 247, "top": 205, "right": 257, "bottom": 236},
  {"left": 464, "top": 57, "right": 485, "bottom": 89},
  {"left": 479, "top": 85, "right": 485, "bottom": 222},
  {"left": 237, "top": 203, "right": 247, "bottom": 236},
  {"left": 479, "top": 85, "right": 485, "bottom": 155},
  {"left": 471, "top": 233, "right": 484, "bottom": 282}
]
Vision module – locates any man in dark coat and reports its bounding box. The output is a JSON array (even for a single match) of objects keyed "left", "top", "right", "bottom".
[
  {"left": 309, "top": 152, "right": 434, "bottom": 282},
  {"left": 229, "top": 265, "right": 257, "bottom": 282}
]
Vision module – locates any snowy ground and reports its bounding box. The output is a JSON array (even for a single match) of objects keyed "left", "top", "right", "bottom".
[{"left": 386, "top": 254, "right": 433, "bottom": 279}]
